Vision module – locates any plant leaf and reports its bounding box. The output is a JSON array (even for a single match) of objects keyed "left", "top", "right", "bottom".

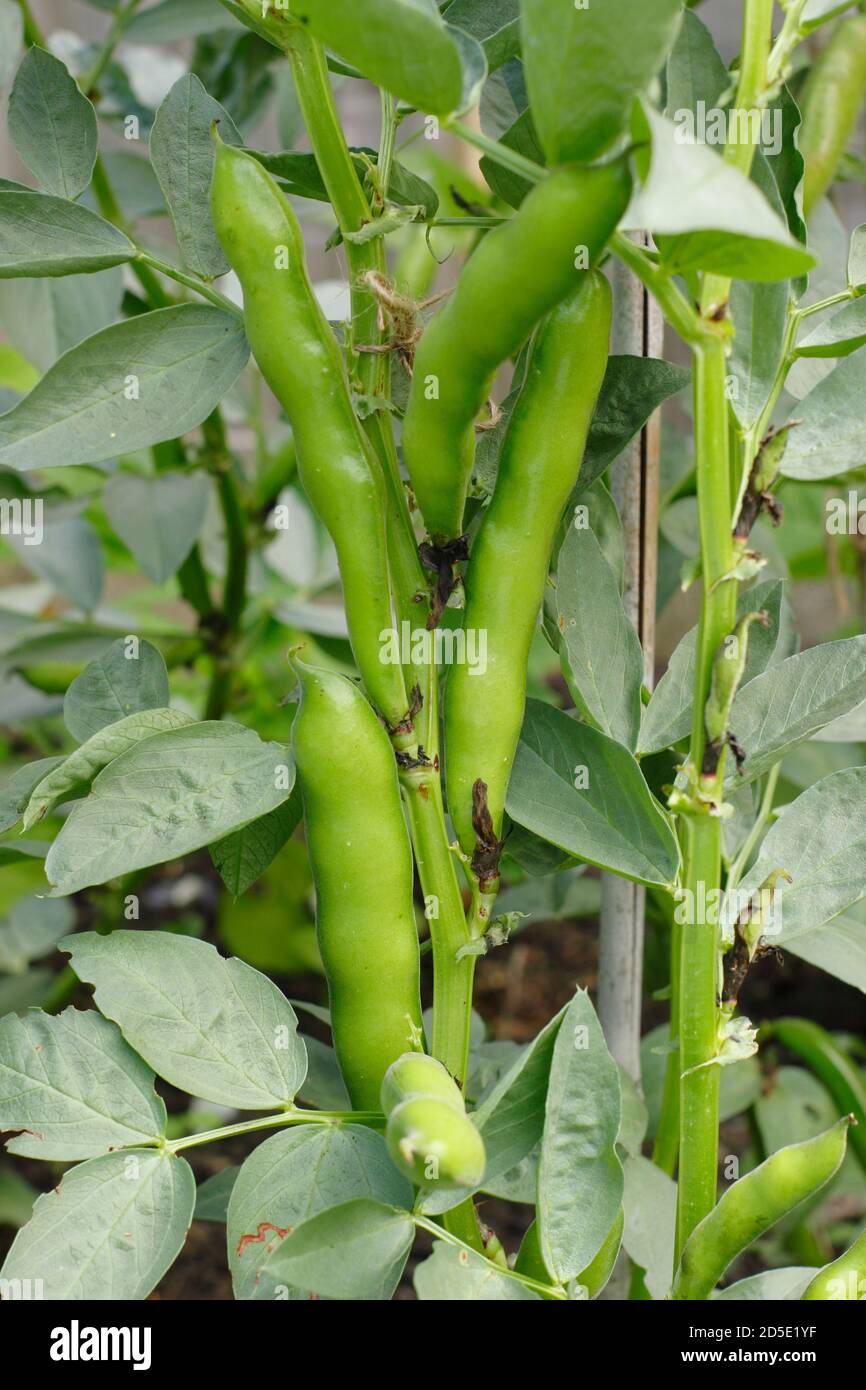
[
  {"left": 730, "top": 636, "right": 866, "bottom": 783},
  {"left": 0, "top": 756, "right": 64, "bottom": 833},
  {"left": 538, "top": 989, "right": 623, "bottom": 1283},
  {"left": 796, "top": 298, "right": 866, "bottom": 358},
  {"left": 626, "top": 103, "right": 815, "bottom": 282},
  {"left": 46, "top": 721, "right": 294, "bottom": 895},
  {"left": 0, "top": 1148, "right": 195, "bottom": 1299},
  {"left": 621, "top": 1154, "right": 677, "bottom": 1300},
  {"left": 102, "top": 471, "right": 209, "bottom": 584},
  {"left": 8, "top": 47, "right": 97, "bottom": 199},
  {"left": 228, "top": 1125, "right": 411, "bottom": 1300},
  {"left": 0, "top": 1007, "right": 166, "bottom": 1159},
  {"left": 210, "top": 788, "right": 303, "bottom": 899},
  {"left": 150, "top": 74, "right": 242, "bottom": 280},
  {"left": 415, "top": 1240, "right": 540, "bottom": 1300},
  {"left": 261, "top": 1197, "right": 414, "bottom": 1301},
  {"left": 442, "top": 0, "right": 519, "bottom": 72},
  {"left": 0, "top": 305, "right": 249, "bottom": 472},
  {"left": 23, "top": 707, "right": 194, "bottom": 828},
  {"left": 506, "top": 700, "right": 681, "bottom": 888},
  {"left": 10, "top": 509, "right": 104, "bottom": 612},
  {"left": 62, "top": 930, "right": 308, "bottom": 1109},
  {"left": 286, "top": 0, "right": 469, "bottom": 115},
  {"left": 557, "top": 524, "right": 643, "bottom": 750},
  {"left": 521, "top": 0, "right": 683, "bottom": 164},
  {"left": 63, "top": 636, "right": 170, "bottom": 744},
  {"left": 737, "top": 768, "right": 866, "bottom": 960},
  {"left": 0, "top": 894, "right": 75, "bottom": 973},
  {"left": 0, "top": 192, "right": 134, "bottom": 278}
]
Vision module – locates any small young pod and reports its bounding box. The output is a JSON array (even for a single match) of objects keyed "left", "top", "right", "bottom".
[
  {"left": 380, "top": 1052, "right": 465, "bottom": 1117},
  {"left": 386, "top": 1096, "right": 486, "bottom": 1190}
]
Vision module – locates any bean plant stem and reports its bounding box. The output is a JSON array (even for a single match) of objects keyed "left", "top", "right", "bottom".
[
  {"left": 90, "top": 160, "right": 172, "bottom": 309},
  {"left": 700, "top": 0, "right": 774, "bottom": 314},
  {"left": 80, "top": 0, "right": 142, "bottom": 96},
  {"left": 412, "top": 1215, "right": 567, "bottom": 1299},
  {"left": 136, "top": 250, "right": 242, "bottom": 316},
  {"left": 676, "top": 341, "right": 737, "bottom": 1257},
  {"left": 15, "top": 0, "right": 43, "bottom": 46},
  {"left": 726, "top": 763, "right": 781, "bottom": 889},
  {"left": 669, "top": 0, "right": 778, "bottom": 1260},
  {"left": 166, "top": 1108, "right": 383, "bottom": 1154},
  {"left": 445, "top": 120, "right": 545, "bottom": 185}
]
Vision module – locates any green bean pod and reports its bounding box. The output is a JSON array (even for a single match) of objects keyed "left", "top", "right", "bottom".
[
  {"left": 211, "top": 140, "right": 411, "bottom": 734},
  {"left": 444, "top": 272, "right": 612, "bottom": 866},
  {"left": 289, "top": 656, "right": 422, "bottom": 1110},
  {"left": 672, "top": 1118, "right": 851, "bottom": 1300},
  {"left": 401, "top": 161, "right": 631, "bottom": 544},
  {"left": 380, "top": 1050, "right": 486, "bottom": 1190},
  {"left": 802, "top": 1224, "right": 866, "bottom": 1300},
  {"left": 799, "top": 15, "right": 866, "bottom": 218}
]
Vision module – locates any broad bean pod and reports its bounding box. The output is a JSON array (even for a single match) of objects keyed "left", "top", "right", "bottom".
[
  {"left": 211, "top": 139, "right": 412, "bottom": 736},
  {"left": 444, "top": 273, "right": 612, "bottom": 871},
  {"left": 401, "top": 162, "right": 631, "bottom": 544},
  {"left": 799, "top": 14, "right": 866, "bottom": 218},
  {"left": 672, "top": 1118, "right": 851, "bottom": 1300},
  {"left": 290, "top": 657, "right": 423, "bottom": 1110},
  {"left": 802, "top": 1223, "right": 866, "bottom": 1300}
]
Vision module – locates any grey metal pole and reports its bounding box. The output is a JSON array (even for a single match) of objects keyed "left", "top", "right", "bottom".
[{"left": 598, "top": 236, "right": 663, "bottom": 1083}]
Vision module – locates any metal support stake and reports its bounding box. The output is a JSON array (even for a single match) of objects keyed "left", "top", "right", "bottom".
[{"left": 598, "top": 236, "right": 663, "bottom": 1083}]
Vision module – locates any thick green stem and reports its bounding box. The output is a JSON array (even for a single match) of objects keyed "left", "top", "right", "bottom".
[
  {"left": 700, "top": 0, "right": 775, "bottom": 314},
  {"left": 400, "top": 759, "right": 474, "bottom": 1087},
  {"left": 91, "top": 160, "right": 172, "bottom": 308},
  {"left": 652, "top": 904, "right": 682, "bottom": 1177},
  {"left": 676, "top": 814, "right": 723, "bottom": 1260},
  {"left": 674, "top": 339, "right": 738, "bottom": 1258},
  {"left": 690, "top": 345, "right": 737, "bottom": 765},
  {"left": 283, "top": 23, "right": 381, "bottom": 382}
]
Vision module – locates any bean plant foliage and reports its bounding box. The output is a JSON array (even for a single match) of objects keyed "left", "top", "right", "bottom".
[{"left": 0, "top": 0, "right": 863, "bottom": 1308}]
